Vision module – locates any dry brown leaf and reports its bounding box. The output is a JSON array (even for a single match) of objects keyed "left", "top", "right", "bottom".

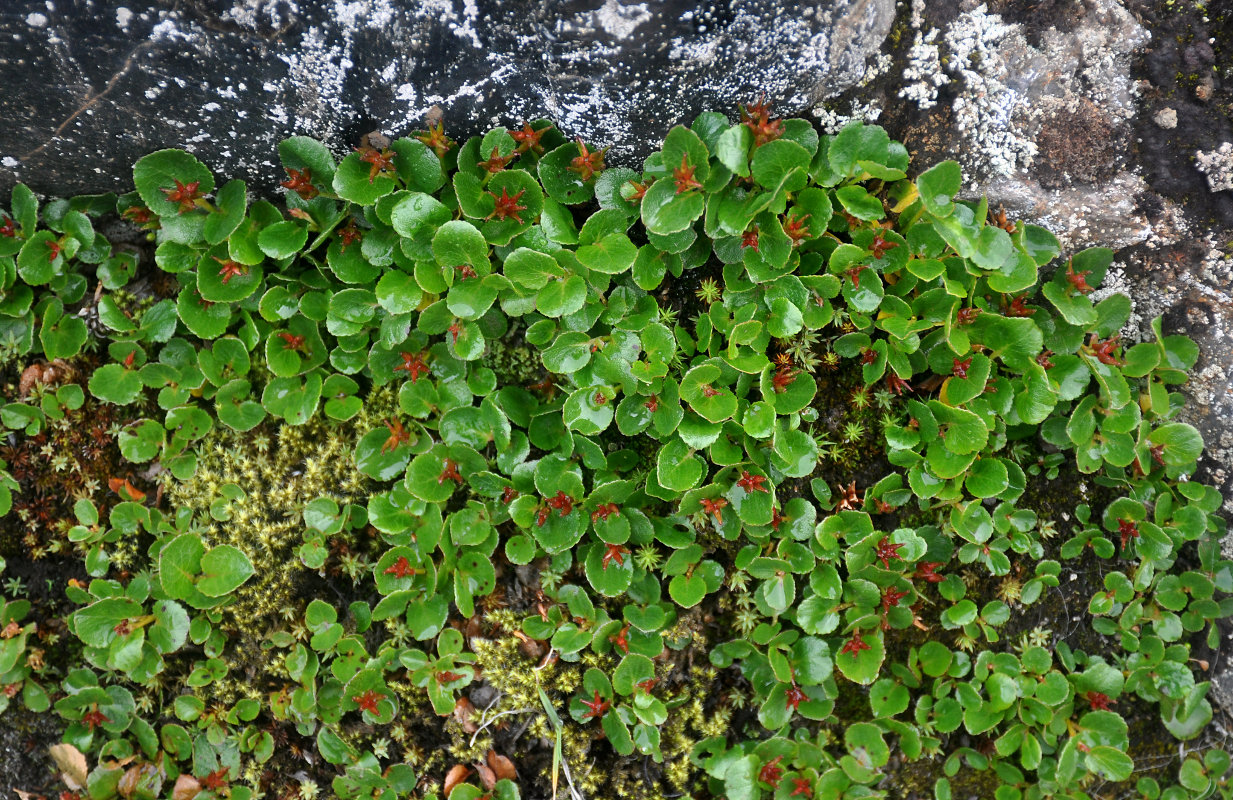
[
  {"left": 13, "top": 790, "right": 39, "bottom": 800},
  {"left": 443, "top": 764, "right": 471, "bottom": 796},
  {"left": 486, "top": 749, "right": 517, "bottom": 781},
  {"left": 49, "top": 743, "right": 88, "bottom": 790},
  {"left": 473, "top": 761, "right": 496, "bottom": 791},
  {"left": 108, "top": 477, "right": 146, "bottom": 503},
  {"left": 453, "top": 696, "right": 478, "bottom": 733},
  {"left": 172, "top": 774, "right": 202, "bottom": 800}
]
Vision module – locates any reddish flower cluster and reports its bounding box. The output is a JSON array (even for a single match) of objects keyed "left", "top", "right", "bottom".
[
  {"left": 160, "top": 179, "right": 205, "bottom": 213},
  {"left": 394, "top": 351, "right": 431, "bottom": 382},
  {"left": 701, "top": 496, "right": 728, "bottom": 525},
  {"left": 881, "top": 585, "right": 909, "bottom": 612},
  {"left": 580, "top": 690, "right": 610, "bottom": 719},
  {"left": 601, "top": 543, "right": 629, "bottom": 569},
  {"left": 1117, "top": 518, "right": 1139, "bottom": 551},
  {"left": 873, "top": 536, "right": 905, "bottom": 569},
  {"left": 438, "top": 458, "right": 463, "bottom": 485},
  {"left": 213, "top": 257, "right": 247, "bottom": 285},
  {"left": 382, "top": 419, "right": 412, "bottom": 453},
  {"left": 741, "top": 225, "right": 760, "bottom": 252},
  {"left": 591, "top": 503, "right": 620, "bottom": 523},
  {"left": 1065, "top": 262, "right": 1093, "bottom": 294},
  {"left": 869, "top": 230, "right": 898, "bottom": 260},
  {"left": 672, "top": 154, "right": 703, "bottom": 194},
  {"left": 758, "top": 756, "right": 784, "bottom": 789},
  {"left": 953, "top": 356, "right": 972, "bottom": 378},
  {"left": 487, "top": 187, "right": 528, "bottom": 223},
  {"left": 737, "top": 470, "right": 769, "bottom": 493},
  {"left": 1085, "top": 691, "right": 1115, "bottom": 710},
  {"left": 957, "top": 306, "right": 981, "bottom": 325},
  {"left": 784, "top": 683, "right": 807, "bottom": 711},
  {"left": 352, "top": 689, "right": 383, "bottom": 715},
  {"left": 383, "top": 556, "right": 418, "bottom": 579},
  {"left": 772, "top": 366, "right": 797, "bottom": 393},
  {"left": 477, "top": 146, "right": 513, "bottom": 174},
  {"left": 511, "top": 121, "right": 550, "bottom": 154},
  {"left": 280, "top": 167, "right": 318, "bottom": 199},
  {"left": 914, "top": 562, "right": 944, "bottom": 583},
  {"left": 1088, "top": 333, "right": 1124, "bottom": 366},
  {"left": 740, "top": 96, "right": 785, "bottom": 147},
  {"left": 782, "top": 213, "right": 812, "bottom": 247},
  {"left": 840, "top": 632, "right": 870, "bottom": 657},
  {"left": 278, "top": 332, "right": 306, "bottom": 352},
  {"left": 416, "top": 121, "right": 455, "bottom": 159},
  {"left": 569, "top": 139, "right": 606, "bottom": 181}
]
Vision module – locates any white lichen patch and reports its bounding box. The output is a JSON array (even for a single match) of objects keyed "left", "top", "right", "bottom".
[{"left": 1195, "top": 143, "right": 1233, "bottom": 193}]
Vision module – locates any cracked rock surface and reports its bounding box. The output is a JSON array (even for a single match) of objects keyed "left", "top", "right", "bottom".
[{"left": 0, "top": 0, "right": 894, "bottom": 198}]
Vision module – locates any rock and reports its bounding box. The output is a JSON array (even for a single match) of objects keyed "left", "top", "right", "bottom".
[
  {"left": 0, "top": 0, "right": 894, "bottom": 199},
  {"left": 1153, "top": 107, "right": 1178, "bottom": 129},
  {"left": 1196, "top": 143, "right": 1233, "bottom": 193}
]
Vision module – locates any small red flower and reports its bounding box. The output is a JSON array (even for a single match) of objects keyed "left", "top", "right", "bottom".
[
  {"left": 840, "top": 632, "right": 871, "bottom": 658},
  {"left": 1036, "top": 349, "right": 1054, "bottom": 369},
  {"left": 81, "top": 706, "right": 110, "bottom": 730},
  {"left": 352, "top": 689, "right": 383, "bottom": 715},
  {"left": 593, "top": 391, "right": 608, "bottom": 406},
  {"left": 487, "top": 187, "right": 528, "bottom": 224},
  {"left": 737, "top": 470, "right": 769, "bottom": 494},
  {"left": 213, "top": 256, "right": 247, "bottom": 285},
  {"left": 881, "top": 585, "right": 909, "bottom": 612},
  {"left": 382, "top": 418, "right": 412, "bottom": 453},
  {"left": 845, "top": 264, "right": 869, "bottom": 286},
  {"left": 394, "top": 351, "right": 430, "bottom": 382},
  {"left": 772, "top": 366, "right": 796, "bottom": 393},
  {"left": 626, "top": 179, "right": 652, "bottom": 202},
  {"left": 1117, "top": 518, "right": 1139, "bottom": 551},
  {"left": 701, "top": 384, "right": 722, "bottom": 398},
  {"left": 885, "top": 373, "right": 912, "bottom": 396},
  {"left": 160, "top": 179, "right": 205, "bottom": 213},
  {"left": 609, "top": 624, "right": 630, "bottom": 653},
  {"left": 0, "top": 216, "right": 16, "bottom": 237},
  {"left": 200, "top": 768, "right": 229, "bottom": 791},
  {"left": 957, "top": 306, "right": 981, "bottom": 325},
  {"left": 741, "top": 96, "right": 785, "bottom": 147},
  {"left": 1065, "top": 261, "right": 1093, "bottom": 294},
  {"left": 953, "top": 356, "right": 972, "bottom": 378},
  {"left": 1006, "top": 294, "right": 1035, "bottom": 317},
  {"left": 869, "top": 230, "right": 898, "bottom": 259},
  {"left": 1088, "top": 333, "right": 1124, "bottom": 366},
  {"left": 383, "top": 556, "right": 418, "bottom": 579},
  {"left": 601, "top": 543, "right": 629, "bottom": 569},
  {"left": 782, "top": 212, "right": 812, "bottom": 247},
  {"left": 121, "top": 206, "right": 153, "bottom": 225},
  {"left": 770, "top": 507, "right": 789, "bottom": 532},
  {"left": 416, "top": 121, "right": 455, "bottom": 159},
  {"left": 1084, "top": 691, "right": 1115, "bottom": 710},
  {"left": 547, "top": 491, "right": 574, "bottom": 517},
  {"left": 672, "top": 154, "right": 703, "bottom": 194},
  {"left": 477, "top": 146, "right": 514, "bottom": 174},
  {"left": 873, "top": 537, "right": 905, "bottom": 570},
  {"left": 438, "top": 458, "right": 463, "bottom": 485},
  {"left": 914, "top": 561, "right": 944, "bottom": 583},
  {"left": 580, "top": 689, "right": 610, "bottom": 720},
  {"left": 790, "top": 776, "right": 814, "bottom": 798},
  {"left": 784, "top": 683, "right": 807, "bottom": 711},
  {"left": 700, "top": 497, "right": 728, "bottom": 525},
  {"left": 501, "top": 486, "right": 519, "bottom": 504},
  {"left": 46, "top": 240, "right": 61, "bottom": 262},
  {"left": 337, "top": 221, "right": 362, "bottom": 251},
  {"left": 568, "top": 138, "right": 606, "bottom": 181},
  {"left": 861, "top": 348, "right": 877, "bottom": 365},
  {"left": 644, "top": 394, "right": 659, "bottom": 413},
  {"left": 636, "top": 678, "right": 657, "bottom": 694},
  {"left": 280, "top": 167, "right": 318, "bottom": 199},
  {"left": 278, "top": 332, "right": 306, "bottom": 351},
  {"left": 536, "top": 506, "right": 550, "bottom": 527},
  {"left": 511, "top": 121, "right": 551, "bottom": 154},
  {"left": 741, "top": 225, "right": 760, "bottom": 252},
  {"left": 448, "top": 320, "right": 463, "bottom": 344},
  {"left": 356, "top": 146, "right": 396, "bottom": 182},
  {"left": 758, "top": 755, "right": 784, "bottom": 789},
  {"left": 591, "top": 503, "right": 620, "bottom": 523},
  {"left": 122, "top": 350, "right": 136, "bottom": 370}
]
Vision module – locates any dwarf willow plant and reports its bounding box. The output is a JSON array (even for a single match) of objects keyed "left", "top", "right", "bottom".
[{"left": 0, "top": 104, "right": 1229, "bottom": 800}]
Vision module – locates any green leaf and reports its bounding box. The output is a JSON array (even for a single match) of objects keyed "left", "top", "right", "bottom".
[
  {"left": 203, "top": 179, "right": 247, "bottom": 245},
  {"left": 257, "top": 220, "right": 308, "bottom": 259},
  {"left": 539, "top": 141, "right": 595, "bottom": 205},
  {"left": 133, "top": 149, "right": 215, "bottom": 217},
  {"left": 916, "top": 160, "right": 961, "bottom": 217},
  {"left": 433, "top": 220, "right": 489, "bottom": 271},
  {"left": 332, "top": 151, "right": 397, "bottom": 204},
  {"left": 89, "top": 363, "right": 143, "bottom": 405},
  {"left": 196, "top": 545, "right": 255, "bottom": 597},
  {"left": 641, "top": 180, "right": 705, "bottom": 236}
]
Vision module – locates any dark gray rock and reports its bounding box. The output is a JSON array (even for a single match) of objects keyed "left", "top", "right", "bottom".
[{"left": 0, "top": 0, "right": 894, "bottom": 198}]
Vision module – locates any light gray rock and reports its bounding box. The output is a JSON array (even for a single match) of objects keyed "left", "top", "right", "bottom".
[{"left": 0, "top": 0, "right": 895, "bottom": 198}]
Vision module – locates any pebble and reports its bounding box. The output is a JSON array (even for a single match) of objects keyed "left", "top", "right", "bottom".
[{"left": 1154, "top": 107, "right": 1178, "bottom": 129}]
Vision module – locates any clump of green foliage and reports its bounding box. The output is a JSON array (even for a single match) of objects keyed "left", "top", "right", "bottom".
[{"left": 0, "top": 101, "right": 1229, "bottom": 800}]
